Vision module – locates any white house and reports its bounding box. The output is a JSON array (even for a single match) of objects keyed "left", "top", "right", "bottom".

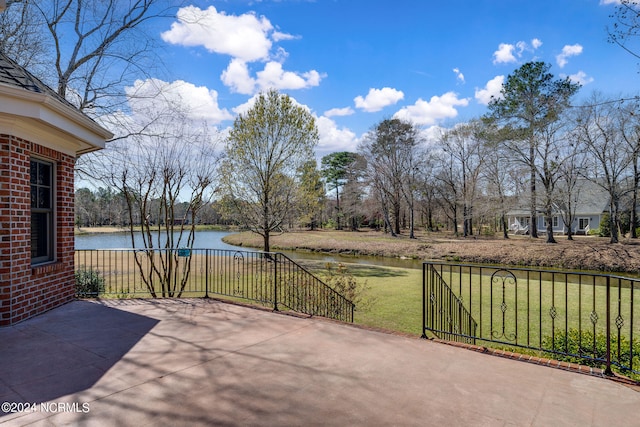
[{"left": 508, "top": 180, "right": 610, "bottom": 236}]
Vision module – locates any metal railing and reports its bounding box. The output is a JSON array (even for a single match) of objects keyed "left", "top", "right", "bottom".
[
  {"left": 422, "top": 262, "right": 640, "bottom": 377},
  {"left": 75, "top": 249, "right": 354, "bottom": 322},
  {"left": 424, "top": 265, "right": 477, "bottom": 344}
]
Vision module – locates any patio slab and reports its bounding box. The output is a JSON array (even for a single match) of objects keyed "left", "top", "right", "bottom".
[{"left": 0, "top": 299, "right": 638, "bottom": 426}]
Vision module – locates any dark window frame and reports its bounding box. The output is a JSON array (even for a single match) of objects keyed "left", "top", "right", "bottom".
[{"left": 30, "top": 158, "right": 55, "bottom": 264}]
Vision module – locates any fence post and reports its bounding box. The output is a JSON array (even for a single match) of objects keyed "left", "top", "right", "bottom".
[
  {"left": 421, "top": 263, "right": 428, "bottom": 339},
  {"left": 204, "top": 249, "right": 209, "bottom": 298},
  {"left": 605, "top": 275, "right": 612, "bottom": 376},
  {"left": 273, "top": 253, "right": 279, "bottom": 312}
]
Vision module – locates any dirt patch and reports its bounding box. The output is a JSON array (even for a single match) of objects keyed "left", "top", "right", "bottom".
[{"left": 222, "top": 230, "right": 640, "bottom": 274}]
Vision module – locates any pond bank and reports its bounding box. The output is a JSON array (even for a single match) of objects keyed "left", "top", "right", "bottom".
[{"left": 222, "top": 230, "right": 640, "bottom": 274}]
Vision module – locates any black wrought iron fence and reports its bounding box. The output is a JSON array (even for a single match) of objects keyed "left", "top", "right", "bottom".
[
  {"left": 422, "top": 262, "right": 640, "bottom": 377},
  {"left": 75, "top": 249, "right": 354, "bottom": 322},
  {"left": 424, "top": 265, "right": 477, "bottom": 344}
]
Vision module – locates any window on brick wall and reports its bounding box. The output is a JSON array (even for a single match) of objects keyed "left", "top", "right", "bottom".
[{"left": 31, "top": 159, "right": 54, "bottom": 264}]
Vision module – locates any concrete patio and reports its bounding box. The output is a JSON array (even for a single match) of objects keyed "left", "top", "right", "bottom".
[{"left": 0, "top": 299, "right": 638, "bottom": 426}]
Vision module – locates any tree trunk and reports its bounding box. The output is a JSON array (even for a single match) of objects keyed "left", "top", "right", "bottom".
[
  {"left": 631, "top": 169, "right": 638, "bottom": 238},
  {"left": 610, "top": 201, "right": 619, "bottom": 244},
  {"left": 452, "top": 205, "right": 459, "bottom": 237},
  {"left": 393, "top": 201, "right": 401, "bottom": 235},
  {"left": 501, "top": 213, "right": 509, "bottom": 239},
  {"left": 263, "top": 231, "right": 270, "bottom": 253},
  {"left": 545, "top": 210, "right": 556, "bottom": 244},
  {"left": 409, "top": 204, "right": 415, "bottom": 239},
  {"left": 335, "top": 186, "right": 341, "bottom": 230},
  {"left": 530, "top": 141, "right": 538, "bottom": 238}
]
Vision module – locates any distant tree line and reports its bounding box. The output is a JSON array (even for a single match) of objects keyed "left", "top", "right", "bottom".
[{"left": 75, "top": 187, "right": 235, "bottom": 228}]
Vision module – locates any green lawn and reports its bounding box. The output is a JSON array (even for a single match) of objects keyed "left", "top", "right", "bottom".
[{"left": 296, "top": 261, "right": 424, "bottom": 335}]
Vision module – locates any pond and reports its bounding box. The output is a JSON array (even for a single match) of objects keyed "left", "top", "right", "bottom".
[{"left": 75, "top": 230, "right": 423, "bottom": 270}]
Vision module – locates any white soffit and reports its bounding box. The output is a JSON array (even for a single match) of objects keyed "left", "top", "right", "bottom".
[{"left": 0, "top": 84, "right": 113, "bottom": 156}]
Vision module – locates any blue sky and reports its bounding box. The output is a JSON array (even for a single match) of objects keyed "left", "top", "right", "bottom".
[{"left": 134, "top": 0, "right": 639, "bottom": 156}]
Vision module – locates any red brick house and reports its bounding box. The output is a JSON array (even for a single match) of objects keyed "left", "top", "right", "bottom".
[{"left": 0, "top": 52, "right": 112, "bottom": 326}]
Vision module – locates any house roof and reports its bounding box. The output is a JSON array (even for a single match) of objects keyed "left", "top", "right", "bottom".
[
  {"left": 0, "top": 52, "right": 75, "bottom": 108},
  {"left": 507, "top": 179, "right": 610, "bottom": 216},
  {"left": 0, "top": 51, "right": 112, "bottom": 155},
  {"left": 573, "top": 179, "right": 610, "bottom": 214}
]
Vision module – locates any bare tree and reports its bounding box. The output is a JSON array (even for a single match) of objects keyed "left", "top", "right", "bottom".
[
  {"left": 2, "top": 0, "right": 175, "bottom": 116},
  {"left": 574, "top": 94, "right": 634, "bottom": 243},
  {"left": 554, "top": 130, "right": 588, "bottom": 241},
  {"left": 618, "top": 99, "right": 640, "bottom": 237},
  {"left": 481, "top": 138, "right": 516, "bottom": 239},
  {"left": 608, "top": 0, "right": 640, "bottom": 62},
  {"left": 359, "top": 118, "right": 421, "bottom": 237},
  {"left": 88, "top": 100, "right": 221, "bottom": 297},
  {"left": 0, "top": 0, "right": 49, "bottom": 74},
  {"left": 535, "top": 119, "right": 572, "bottom": 243},
  {"left": 433, "top": 146, "right": 461, "bottom": 237},
  {"left": 438, "top": 121, "right": 485, "bottom": 237}
]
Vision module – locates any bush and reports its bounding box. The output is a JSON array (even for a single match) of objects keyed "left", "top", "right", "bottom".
[
  {"left": 321, "top": 263, "right": 375, "bottom": 312},
  {"left": 75, "top": 266, "right": 105, "bottom": 297},
  {"left": 542, "top": 328, "right": 640, "bottom": 377},
  {"left": 598, "top": 213, "right": 611, "bottom": 237}
]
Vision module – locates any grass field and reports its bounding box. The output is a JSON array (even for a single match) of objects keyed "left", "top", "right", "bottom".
[{"left": 299, "top": 260, "right": 424, "bottom": 335}]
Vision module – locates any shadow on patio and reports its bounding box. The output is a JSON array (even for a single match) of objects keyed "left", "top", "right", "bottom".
[{"left": 1, "top": 298, "right": 639, "bottom": 426}]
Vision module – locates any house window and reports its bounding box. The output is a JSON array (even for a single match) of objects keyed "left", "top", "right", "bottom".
[
  {"left": 31, "top": 159, "right": 54, "bottom": 264},
  {"left": 543, "top": 216, "right": 560, "bottom": 228}
]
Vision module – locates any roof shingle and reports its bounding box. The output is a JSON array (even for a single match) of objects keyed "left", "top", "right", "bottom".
[{"left": 0, "top": 51, "right": 74, "bottom": 108}]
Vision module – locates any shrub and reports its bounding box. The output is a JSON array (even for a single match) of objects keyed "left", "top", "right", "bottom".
[
  {"left": 321, "top": 263, "right": 375, "bottom": 312},
  {"left": 542, "top": 328, "right": 640, "bottom": 377},
  {"left": 598, "top": 213, "right": 611, "bottom": 237},
  {"left": 75, "top": 266, "right": 105, "bottom": 297}
]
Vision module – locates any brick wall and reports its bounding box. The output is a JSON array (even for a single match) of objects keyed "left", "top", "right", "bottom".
[{"left": 0, "top": 134, "right": 76, "bottom": 326}]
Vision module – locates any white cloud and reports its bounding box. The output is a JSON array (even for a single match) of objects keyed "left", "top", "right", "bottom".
[
  {"left": 354, "top": 87, "right": 405, "bottom": 112},
  {"left": 256, "top": 62, "right": 323, "bottom": 91},
  {"left": 161, "top": 6, "right": 273, "bottom": 62},
  {"left": 221, "top": 59, "right": 256, "bottom": 95},
  {"left": 493, "top": 43, "right": 517, "bottom": 64},
  {"left": 272, "top": 31, "right": 299, "bottom": 42},
  {"left": 493, "top": 39, "right": 542, "bottom": 64},
  {"left": 453, "top": 68, "right": 465, "bottom": 83},
  {"left": 125, "top": 78, "right": 232, "bottom": 123},
  {"left": 475, "top": 75, "right": 505, "bottom": 105},
  {"left": 556, "top": 44, "right": 583, "bottom": 68},
  {"left": 324, "top": 107, "right": 355, "bottom": 117},
  {"left": 600, "top": 0, "right": 621, "bottom": 4},
  {"left": 163, "top": 5, "right": 324, "bottom": 96},
  {"left": 315, "top": 116, "right": 359, "bottom": 155},
  {"left": 393, "top": 92, "right": 469, "bottom": 126},
  {"left": 221, "top": 60, "right": 323, "bottom": 94},
  {"left": 563, "top": 70, "right": 594, "bottom": 86}
]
